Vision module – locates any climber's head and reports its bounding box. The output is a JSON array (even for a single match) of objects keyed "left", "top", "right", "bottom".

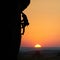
[{"left": 22, "top": 12, "right": 26, "bottom": 18}]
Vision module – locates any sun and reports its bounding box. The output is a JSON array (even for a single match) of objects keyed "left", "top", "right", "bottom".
[{"left": 34, "top": 44, "right": 42, "bottom": 48}]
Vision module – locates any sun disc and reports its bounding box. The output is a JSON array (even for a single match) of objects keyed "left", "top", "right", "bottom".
[{"left": 34, "top": 44, "right": 42, "bottom": 48}]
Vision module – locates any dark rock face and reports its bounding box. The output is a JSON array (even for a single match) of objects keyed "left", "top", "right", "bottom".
[
  {"left": 1, "top": 0, "right": 30, "bottom": 60},
  {"left": 7, "top": 0, "right": 30, "bottom": 60}
]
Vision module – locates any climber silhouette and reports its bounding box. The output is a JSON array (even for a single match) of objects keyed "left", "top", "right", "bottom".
[
  {"left": 21, "top": 12, "right": 29, "bottom": 35},
  {"left": 17, "top": 0, "right": 30, "bottom": 35}
]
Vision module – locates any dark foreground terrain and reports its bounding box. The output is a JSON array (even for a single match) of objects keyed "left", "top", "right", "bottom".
[{"left": 17, "top": 50, "right": 60, "bottom": 60}]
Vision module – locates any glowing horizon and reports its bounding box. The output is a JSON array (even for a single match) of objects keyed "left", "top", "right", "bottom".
[{"left": 21, "top": 0, "right": 60, "bottom": 47}]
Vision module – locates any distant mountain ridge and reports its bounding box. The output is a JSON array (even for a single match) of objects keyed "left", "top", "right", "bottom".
[{"left": 19, "top": 47, "right": 60, "bottom": 52}]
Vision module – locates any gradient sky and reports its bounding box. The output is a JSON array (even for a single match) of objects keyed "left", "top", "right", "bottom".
[{"left": 21, "top": 0, "right": 60, "bottom": 47}]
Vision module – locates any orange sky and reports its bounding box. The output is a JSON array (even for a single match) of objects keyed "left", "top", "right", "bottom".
[{"left": 21, "top": 0, "right": 60, "bottom": 47}]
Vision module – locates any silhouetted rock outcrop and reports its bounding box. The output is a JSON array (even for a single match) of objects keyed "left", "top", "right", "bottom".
[{"left": 1, "top": 0, "right": 30, "bottom": 60}]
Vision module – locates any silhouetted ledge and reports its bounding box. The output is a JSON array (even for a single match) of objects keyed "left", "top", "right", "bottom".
[{"left": 18, "top": 0, "right": 30, "bottom": 11}]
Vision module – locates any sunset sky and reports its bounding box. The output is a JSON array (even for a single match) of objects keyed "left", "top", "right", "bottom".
[{"left": 21, "top": 0, "right": 60, "bottom": 47}]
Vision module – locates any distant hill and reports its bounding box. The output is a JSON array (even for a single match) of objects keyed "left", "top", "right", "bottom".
[
  {"left": 19, "top": 47, "right": 60, "bottom": 52},
  {"left": 18, "top": 47, "right": 60, "bottom": 60}
]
